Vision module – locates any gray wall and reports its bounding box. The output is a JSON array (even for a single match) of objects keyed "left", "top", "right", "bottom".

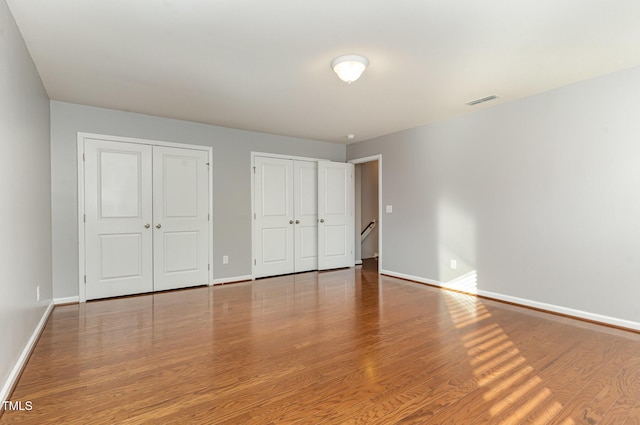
[
  {"left": 51, "top": 101, "right": 345, "bottom": 298},
  {"left": 360, "top": 160, "right": 379, "bottom": 259},
  {"left": 348, "top": 65, "right": 640, "bottom": 324},
  {"left": 0, "top": 0, "right": 52, "bottom": 397}
]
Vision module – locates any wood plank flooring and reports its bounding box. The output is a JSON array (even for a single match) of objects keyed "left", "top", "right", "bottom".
[{"left": 3, "top": 260, "right": 640, "bottom": 424}]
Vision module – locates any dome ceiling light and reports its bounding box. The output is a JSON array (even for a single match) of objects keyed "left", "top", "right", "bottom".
[{"left": 331, "top": 55, "right": 369, "bottom": 84}]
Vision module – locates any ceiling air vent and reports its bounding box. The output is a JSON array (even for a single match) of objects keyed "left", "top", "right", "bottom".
[{"left": 466, "top": 95, "right": 500, "bottom": 106}]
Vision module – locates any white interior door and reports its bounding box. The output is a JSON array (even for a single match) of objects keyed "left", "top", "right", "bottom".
[
  {"left": 318, "top": 161, "right": 355, "bottom": 270},
  {"left": 84, "top": 139, "right": 154, "bottom": 300},
  {"left": 153, "top": 146, "right": 210, "bottom": 291},
  {"left": 294, "top": 160, "right": 318, "bottom": 272},
  {"left": 254, "top": 156, "right": 295, "bottom": 277}
]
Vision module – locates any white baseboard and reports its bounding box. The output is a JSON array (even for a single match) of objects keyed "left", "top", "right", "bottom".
[
  {"left": 54, "top": 296, "right": 79, "bottom": 305},
  {"left": 381, "top": 269, "right": 640, "bottom": 332},
  {"left": 475, "top": 289, "right": 640, "bottom": 331},
  {"left": 355, "top": 260, "right": 363, "bottom": 265},
  {"left": 210, "top": 275, "right": 253, "bottom": 286},
  {"left": 382, "top": 269, "right": 441, "bottom": 287},
  {"left": 1, "top": 300, "right": 54, "bottom": 403}
]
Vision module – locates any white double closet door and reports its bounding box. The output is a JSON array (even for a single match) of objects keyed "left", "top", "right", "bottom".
[
  {"left": 254, "top": 156, "right": 354, "bottom": 278},
  {"left": 83, "top": 139, "right": 209, "bottom": 300}
]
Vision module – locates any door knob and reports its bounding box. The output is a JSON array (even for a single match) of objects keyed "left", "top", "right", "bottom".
[
  {"left": 144, "top": 223, "right": 150, "bottom": 229},
  {"left": 295, "top": 220, "right": 300, "bottom": 224},
  {"left": 156, "top": 224, "right": 162, "bottom": 229},
  {"left": 320, "top": 219, "right": 325, "bottom": 223},
  {"left": 289, "top": 220, "right": 294, "bottom": 224}
]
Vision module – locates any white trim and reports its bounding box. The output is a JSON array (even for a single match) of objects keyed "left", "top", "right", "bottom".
[
  {"left": 54, "top": 296, "right": 79, "bottom": 305},
  {"left": 77, "top": 132, "right": 214, "bottom": 303},
  {"left": 476, "top": 289, "right": 640, "bottom": 332},
  {"left": 349, "top": 154, "right": 382, "bottom": 275},
  {"left": 251, "top": 151, "right": 323, "bottom": 163},
  {"left": 210, "top": 275, "right": 253, "bottom": 286},
  {"left": 250, "top": 154, "right": 255, "bottom": 278},
  {"left": 381, "top": 269, "right": 640, "bottom": 332},
  {"left": 381, "top": 269, "right": 441, "bottom": 287},
  {"left": 349, "top": 154, "right": 381, "bottom": 164},
  {"left": 77, "top": 134, "right": 86, "bottom": 302},
  {"left": 208, "top": 149, "right": 214, "bottom": 287},
  {"left": 355, "top": 260, "right": 363, "bottom": 265},
  {"left": 1, "top": 301, "right": 54, "bottom": 403},
  {"left": 77, "top": 132, "right": 212, "bottom": 151}
]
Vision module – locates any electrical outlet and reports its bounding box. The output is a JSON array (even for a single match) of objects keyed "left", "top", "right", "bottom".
[
  {"left": 36, "top": 286, "right": 40, "bottom": 301},
  {"left": 223, "top": 255, "right": 229, "bottom": 264},
  {"left": 450, "top": 260, "right": 457, "bottom": 270}
]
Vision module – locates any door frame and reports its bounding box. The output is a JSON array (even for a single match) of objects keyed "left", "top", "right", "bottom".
[
  {"left": 250, "top": 152, "right": 325, "bottom": 279},
  {"left": 348, "top": 154, "right": 383, "bottom": 274},
  {"left": 77, "top": 132, "right": 213, "bottom": 302}
]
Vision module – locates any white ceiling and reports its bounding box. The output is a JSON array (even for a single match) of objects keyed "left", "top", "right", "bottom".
[{"left": 7, "top": 1, "right": 640, "bottom": 144}]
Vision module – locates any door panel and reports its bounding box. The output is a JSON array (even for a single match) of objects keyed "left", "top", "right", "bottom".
[
  {"left": 324, "top": 226, "right": 347, "bottom": 256},
  {"left": 318, "top": 161, "right": 355, "bottom": 270},
  {"left": 163, "top": 231, "right": 199, "bottom": 272},
  {"left": 294, "top": 160, "right": 318, "bottom": 272},
  {"left": 99, "top": 234, "right": 142, "bottom": 279},
  {"left": 85, "top": 139, "right": 153, "bottom": 300},
  {"left": 261, "top": 228, "right": 289, "bottom": 262},
  {"left": 99, "top": 151, "right": 141, "bottom": 217},
  {"left": 254, "top": 157, "right": 294, "bottom": 277},
  {"left": 153, "top": 146, "right": 209, "bottom": 291}
]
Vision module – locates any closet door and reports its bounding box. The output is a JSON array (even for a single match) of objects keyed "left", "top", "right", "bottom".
[
  {"left": 254, "top": 156, "right": 295, "bottom": 277},
  {"left": 153, "top": 146, "right": 210, "bottom": 291},
  {"left": 318, "top": 161, "right": 355, "bottom": 270},
  {"left": 293, "top": 160, "right": 318, "bottom": 272},
  {"left": 84, "top": 139, "right": 154, "bottom": 300}
]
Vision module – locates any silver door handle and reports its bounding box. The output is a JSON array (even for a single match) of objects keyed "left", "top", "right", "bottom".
[
  {"left": 295, "top": 220, "right": 300, "bottom": 224},
  {"left": 156, "top": 224, "right": 162, "bottom": 229},
  {"left": 289, "top": 220, "right": 294, "bottom": 224},
  {"left": 319, "top": 219, "right": 325, "bottom": 223},
  {"left": 144, "top": 223, "right": 150, "bottom": 229}
]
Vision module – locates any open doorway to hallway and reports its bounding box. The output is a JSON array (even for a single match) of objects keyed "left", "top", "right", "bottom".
[{"left": 350, "top": 155, "right": 382, "bottom": 273}]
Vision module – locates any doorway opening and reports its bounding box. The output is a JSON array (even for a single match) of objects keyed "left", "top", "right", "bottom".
[{"left": 350, "top": 155, "right": 382, "bottom": 274}]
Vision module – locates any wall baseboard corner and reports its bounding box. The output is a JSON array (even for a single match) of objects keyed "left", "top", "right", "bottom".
[
  {"left": 210, "top": 275, "right": 253, "bottom": 286},
  {"left": 380, "top": 269, "right": 640, "bottom": 333},
  {"left": 1, "top": 300, "right": 54, "bottom": 403},
  {"left": 54, "top": 296, "right": 79, "bottom": 305}
]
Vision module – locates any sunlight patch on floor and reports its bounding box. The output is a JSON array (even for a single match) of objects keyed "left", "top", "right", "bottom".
[{"left": 443, "top": 291, "right": 576, "bottom": 424}]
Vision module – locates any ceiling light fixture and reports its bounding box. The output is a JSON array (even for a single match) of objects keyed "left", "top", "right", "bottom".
[{"left": 331, "top": 55, "right": 369, "bottom": 84}]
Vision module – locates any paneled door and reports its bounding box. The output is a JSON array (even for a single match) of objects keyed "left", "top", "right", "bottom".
[
  {"left": 84, "top": 139, "right": 154, "bottom": 300},
  {"left": 293, "top": 160, "right": 318, "bottom": 272},
  {"left": 254, "top": 156, "right": 295, "bottom": 277},
  {"left": 254, "top": 156, "right": 352, "bottom": 278},
  {"left": 318, "top": 161, "right": 355, "bottom": 270},
  {"left": 84, "top": 139, "right": 210, "bottom": 300},
  {"left": 152, "top": 146, "right": 209, "bottom": 291}
]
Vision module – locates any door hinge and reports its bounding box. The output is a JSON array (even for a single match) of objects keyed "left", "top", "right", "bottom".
[
  {"left": 254, "top": 259, "right": 257, "bottom": 265},
  {"left": 83, "top": 214, "right": 86, "bottom": 223},
  {"left": 253, "top": 166, "right": 256, "bottom": 174},
  {"left": 254, "top": 213, "right": 256, "bottom": 220},
  {"left": 208, "top": 213, "right": 210, "bottom": 221},
  {"left": 84, "top": 275, "right": 86, "bottom": 284},
  {"left": 83, "top": 153, "right": 85, "bottom": 161},
  {"left": 208, "top": 264, "right": 210, "bottom": 271}
]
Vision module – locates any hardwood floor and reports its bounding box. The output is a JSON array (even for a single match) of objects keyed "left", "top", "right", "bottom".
[{"left": 3, "top": 261, "right": 640, "bottom": 424}]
